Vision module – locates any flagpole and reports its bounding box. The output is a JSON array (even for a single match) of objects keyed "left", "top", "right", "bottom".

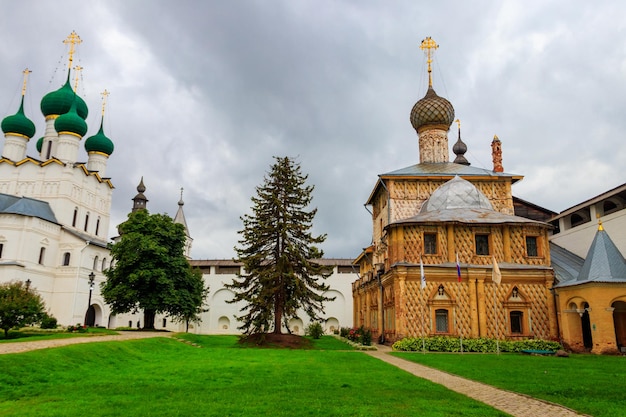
[
  {"left": 420, "top": 256, "right": 426, "bottom": 354},
  {"left": 456, "top": 253, "right": 463, "bottom": 354}
]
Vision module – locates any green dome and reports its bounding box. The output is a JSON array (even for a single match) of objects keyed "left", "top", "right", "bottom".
[
  {"left": 36, "top": 136, "right": 44, "bottom": 153},
  {"left": 85, "top": 120, "right": 114, "bottom": 155},
  {"left": 1, "top": 98, "right": 36, "bottom": 138},
  {"left": 410, "top": 86, "right": 455, "bottom": 132},
  {"left": 54, "top": 99, "right": 87, "bottom": 137},
  {"left": 40, "top": 73, "right": 88, "bottom": 120}
]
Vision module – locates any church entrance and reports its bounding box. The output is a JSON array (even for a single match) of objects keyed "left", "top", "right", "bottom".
[
  {"left": 581, "top": 303, "right": 593, "bottom": 350},
  {"left": 612, "top": 301, "right": 626, "bottom": 352},
  {"left": 85, "top": 305, "right": 96, "bottom": 327}
]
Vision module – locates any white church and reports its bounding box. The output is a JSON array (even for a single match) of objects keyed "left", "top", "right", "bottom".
[{"left": 0, "top": 32, "right": 356, "bottom": 334}]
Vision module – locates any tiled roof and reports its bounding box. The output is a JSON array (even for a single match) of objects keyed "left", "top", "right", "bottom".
[
  {"left": 0, "top": 193, "right": 58, "bottom": 224},
  {"left": 382, "top": 162, "right": 521, "bottom": 179}
]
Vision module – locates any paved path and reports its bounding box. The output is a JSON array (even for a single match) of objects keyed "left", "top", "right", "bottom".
[
  {"left": 367, "top": 344, "right": 590, "bottom": 417},
  {"left": 0, "top": 331, "right": 171, "bottom": 355}
]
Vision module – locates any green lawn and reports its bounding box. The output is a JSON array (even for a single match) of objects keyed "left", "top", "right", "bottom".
[
  {"left": 393, "top": 351, "right": 626, "bottom": 417},
  {"left": 0, "top": 327, "right": 118, "bottom": 343},
  {"left": 0, "top": 335, "right": 508, "bottom": 417}
]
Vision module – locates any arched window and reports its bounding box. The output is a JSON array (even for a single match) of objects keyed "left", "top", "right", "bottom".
[
  {"left": 38, "top": 247, "right": 46, "bottom": 265},
  {"left": 84, "top": 213, "right": 90, "bottom": 232},
  {"left": 102, "top": 258, "right": 107, "bottom": 271},
  {"left": 93, "top": 255, "right": 99, "bottom": 271},
  {"left": 72, "top": 208, "right": 78, "bottom": 227},
  {"left": 95, "top": 218, "right": 101, "bottom": 236},
  {"left": 435, "top": 309, "right": 449, "bottom": 333},
  {"left": 63, "top": 252, "right": 71, "bottom": 266}
]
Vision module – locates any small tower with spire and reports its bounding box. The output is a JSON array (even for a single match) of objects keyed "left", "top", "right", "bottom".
[
  {"left": 452, "top": 119, "right": 470, "bottom": 166},
  {"left": 132, "top": 177, "right": 148, "bottom": 212},
  {"left": 410, "top": 37, "right": 455, "bottom": 163},
  {"left": 85, "top": 90, "right": 114, "bottom": 175},
  {"left": 491, "top": 135, "right": 504, "bottom": 172},
  {"left": 173, "top": 187, "right": 193, "bottom": 258}
]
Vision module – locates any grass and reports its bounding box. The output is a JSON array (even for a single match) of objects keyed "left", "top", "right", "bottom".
[
  {"left": 393, "top": 351, "right": 626, "bottom": 417},
  {"left": 0, "top": 335, "right": 508, "bottom": 417},
  {"left": 0, "top": 327, "right": 119, "bottom": 343}
]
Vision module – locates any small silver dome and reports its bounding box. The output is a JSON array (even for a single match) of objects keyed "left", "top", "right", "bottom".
[{"left": 420, "top": 176, "right": 493, "bottom": 213}]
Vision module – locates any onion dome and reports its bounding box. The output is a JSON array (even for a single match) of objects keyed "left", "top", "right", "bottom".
[
  {"left": 410, "top": 86, "right": 455, "bottom": 132},
  {"left": 1, "top": 97, "right": 36, "bottom": 138},
  {"left": 40, "top": 73, "right": 88, "bottom": 120},
  {"left": 54, "top": 98, "right": 88, "bottom": 137},
  {"left": 420, "top": 175, "right": 492, "bottom": 213},
  {"left": 85, "top": 119, "right": 114, "bottom": 155},
  {"left": 453, "top": 126, "right": 470, "bottom": 166},
  {"left": 36, "top": 137, "right": 43, "bottom": 153}
]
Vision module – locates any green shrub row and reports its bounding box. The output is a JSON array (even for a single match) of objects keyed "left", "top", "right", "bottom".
[{"left": 392, "top": 336, "right": 562, "bottom": 353}]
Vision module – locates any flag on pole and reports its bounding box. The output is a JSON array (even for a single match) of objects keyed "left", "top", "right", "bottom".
[
  {"left": 492, "top": 256, "right": 501, "bottom": 285},
  {"left": 456, "top": 253, "right": 462, "bottom": 282},
  {"left": 420, "top": 257, "right": 426, "bottom": 289}
]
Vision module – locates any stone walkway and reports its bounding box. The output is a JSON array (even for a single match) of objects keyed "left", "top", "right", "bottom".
[
  {"left": 0, "top": 331, "right": 171, "bottom": 355},
  {"left": 367, "top": 344, "right": 590, "bottom": 417}
]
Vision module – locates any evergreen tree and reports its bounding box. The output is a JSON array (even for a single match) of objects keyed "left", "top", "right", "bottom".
[
  {"left": 227, "top": 156, "right": 334, "bottom": 335},
  {"left": 102, "top": 210, "right": 207, "bottom": 330}
]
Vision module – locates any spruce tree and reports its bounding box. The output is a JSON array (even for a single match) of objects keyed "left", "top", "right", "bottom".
[{"left": 227, "top": 156, "right": 333, "bottom": 335}]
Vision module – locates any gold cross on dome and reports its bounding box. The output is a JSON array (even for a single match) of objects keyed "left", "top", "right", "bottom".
[
  {"left": 63, "top": 31, "right": 82, "bottom": 67},
  {"left": 420, "top": 37, "right": 438, "bottom": 87},
  {"left": 101, "top": 90, "right": 110, "bottom": 116},
  {"left": 73, "top": 65, "right": 82, "bottom": 92},
  {"left": 21, "top": 68, "right": 32, "bottom": 97}
]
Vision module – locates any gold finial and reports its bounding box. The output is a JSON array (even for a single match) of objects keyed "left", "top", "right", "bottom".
[
  {"left": 73, "top": 65, "right": 82, "bottom": 92},
  {"left": 493, "top": 134, "right": 499, "bottom": 141},
  {"left": 597, "top": 214, "right": 604, "bottom": 231},
  {"left": 21, "top": 68, "right": 32, "bottom": 97},
  {"left": 420, "top": 36, "right": 439, "bottom": 87},
  {"left": 455, "top": 119, "right": 461, "bottom": 130},
  {"left": 63, "top": 31, "right": 82, "bottom": 68},
  {"left": 100, "top": 90, "right": 110, "bottom": 117}
]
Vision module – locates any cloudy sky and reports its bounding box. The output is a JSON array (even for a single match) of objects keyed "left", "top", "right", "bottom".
[{"left": 1, "top": 1, "right": 625, "bottom": 259}]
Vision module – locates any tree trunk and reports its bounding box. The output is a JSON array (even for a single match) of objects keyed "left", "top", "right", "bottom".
[{"left": 143, "top": 310, "right": 156, "bottom": 330}]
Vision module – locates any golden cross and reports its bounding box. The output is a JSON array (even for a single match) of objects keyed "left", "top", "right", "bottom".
[
  {"left": 101, "top": 90, "right": 110, "bottom": 116},
  {"left": 420, "top": 37, "right": 438, "bottom": 87},
  {"left": 63, "top": 31, "right": 82, "bottom": 67},
  {"left": 21, "top": 68, "right": 32, "bottom": 97},
  {"left": 73, "top": 65, "right": 82, "bottom": 92},
  {"left": 455, "top": 119, "right": 461, "bottom": 130}
]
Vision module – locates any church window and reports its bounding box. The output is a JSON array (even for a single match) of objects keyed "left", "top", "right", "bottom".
[
  {"left": 435, "top": 309, "right": 449, "bottom": 333},
  {"left": 45, "top": 141, "right": 52, "bottom": 159},
  {"left": 102, "top": 258, "right": 107, "bottom": 271},
  {"left": 95, "top": 218, "right": 100, "bottom": 236},
  {"left": 93, "top": 256, "right": 99, "bottom": 271},
  {"left": 475, "top": 234, "right": 490, "bottom": 255},
  {"left": 424, "top": 233, "right": 437, "bottom": 254},
  {"left": 84, "top": 213, "right": 89, "bottom": 232},
  {"left": 38, "top": 247, "right": 46, "bottom": 265},
  {"left": 72, "top": 208, "right": 78, "bottom": 227},
  {"left": 0, "top": 243, "right": 3, "bottom": 258},
  {"left": 510, "top": 311, "right": 523, "bottom": 334},
  {"left": 525, "top": 236, "right": 538, "bottom": 257},
  {"left": 63, "top": 252, "right": 71, "bottom": 266}
]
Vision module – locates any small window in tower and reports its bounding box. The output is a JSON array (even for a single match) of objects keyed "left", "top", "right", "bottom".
[
  {"left": 526, "top": 236, "right": 538, "bottom": 257},
  {"left": 95, "top": 218, "right": 100, "bottom": 236},
  {"left": 45, "top": 141, "right": 52, "bottom": 159},
  {"left": 72, "top": 208, "right": 78, "bottom": 227},
  {"left": 424, "top": 233, "right": 437, "bottom": 254},
  {"left": 38, "top": 247, "right": 46, "bottom": 265},
  {"left": 63, "top": 252, "right": 71, "bottom": 266},
  {"left": 510, "top": 311, "right": 523, "bottom": 334},
  {"left": 0, "top": 243, "right": 3, "bottom": 258},
  {"left": 435, "top": 309, "right": 449, "bottom": 333},
  {"left": 475, "top": 234, "right": 490, "bottom": 255},
  {"left": 84, "top": 213, "right": 89, "bottom": 232},
  {"left": 93, "top": 256, "right": 99, "bottom": 271}
]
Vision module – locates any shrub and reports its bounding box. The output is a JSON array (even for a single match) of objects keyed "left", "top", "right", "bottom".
[
  {"left": 392, "top": 336, "right": 562, "bottom": 353},
  {"left": 40, "top": 314, "right": 58, "bottom": 329},
  {"left": 67, "top": 323, "right": 87, "bottom": 333},
  {"left": 339, "top": 327, "right": 350, "bottom": 338},
  {"left": 345, "top": 326, "right": 372, "bottom": 346},
  {"left": 306, "top": 322, "right": 324, "bottom": 339}
]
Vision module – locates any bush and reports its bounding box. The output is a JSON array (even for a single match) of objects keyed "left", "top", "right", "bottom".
[
  {"left": 306, "top": 322, "right": 324, "bottom": 339},
  {"left": 67, "top": 323, "right": 87, "bottom": 333},
  {"left": 346, "top": 326, "right": 372, "bottom": 346},
  {"left": 340, "top": 327, "right": 350, "bottom": 338},
  {"left": 40, "top": 314, "right": 58, "bottom": 329},
  {"left": 392, "top": 336, "right": 562, "bottom": 353}
]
